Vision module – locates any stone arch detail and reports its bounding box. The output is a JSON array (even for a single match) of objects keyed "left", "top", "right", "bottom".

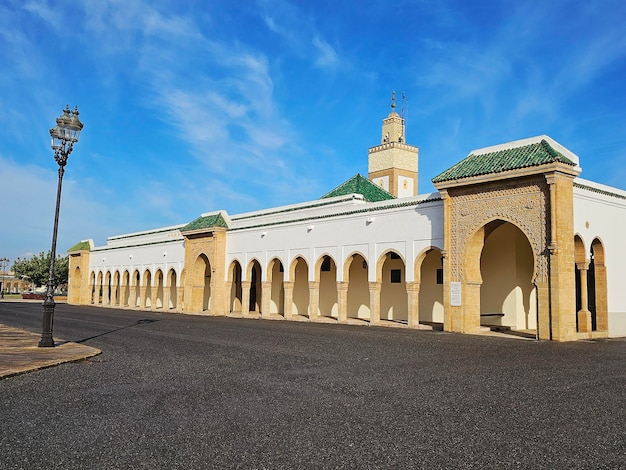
[{"left": 450, "top": 178, "right": 548, "bottom": 284}]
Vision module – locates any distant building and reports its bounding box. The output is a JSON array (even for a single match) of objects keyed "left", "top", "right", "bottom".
[{"left": 67, "top": 94, "right": 626, "bottom": 341}]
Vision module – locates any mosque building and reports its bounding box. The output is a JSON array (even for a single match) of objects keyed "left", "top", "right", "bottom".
[{"left": 67, "top": 94, "right": 626, "bottom": 341}]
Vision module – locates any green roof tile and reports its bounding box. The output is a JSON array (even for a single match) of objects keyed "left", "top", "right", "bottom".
[
  {"left": 432, "top": 139, "right": 576, "bottom": 184},
  {"left": 181, "top": 213, "right": 229, "bottom": 232},
  {"left": 321, "top": 173, "right": 395, "bottom": 202},
  {"left": 67, "top": 240, "right": 91, "bottom": 252}
]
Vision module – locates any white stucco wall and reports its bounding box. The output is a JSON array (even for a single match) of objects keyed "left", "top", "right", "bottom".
[
  {"left": 226, "top": 193, "right": 444, "bottom": 284},
  {"left": 90, "top": 225, "right": 186, "bottom": 287},
  {"left": 574, "top": 179, "right": 626, "bottom": 337}
]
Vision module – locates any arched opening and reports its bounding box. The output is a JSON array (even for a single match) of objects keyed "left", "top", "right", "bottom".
[
  {"left": 113, "top": 271, "right": 121, "bottom": 306},
  {"left": 418, "top": 248, "right": 444, "bottom": 325},
  {"left": 144, "top": 270, "right": 152, "bottom": 308},
  {"left": 477, "top": 220, "right": 536, "bottom": 331},
  {"left": 268, "top": 258, "right": 284, "bottom": 315},
  {"left": 96, "top": 272, "right": 103, "bottom": 305},
  {"left": 317, "top": 255, "right": 338, "bottom": 318},
  {"left": 133, "top": 270, "right": 141, "bottom": 307},
  {"left": 379, "top": 250, "right": 407, "bottom": 322},
  {"left": 122, "top": 270, "right": 130, "bottom": 307},
  {"left": 291, "top": 257, "right": 309, "bottom": 316},
  {"left": 574, "top": 235, "right": 587, "bottom": 332},
  {"left": 192, "top": 254, "right": 211, "bottom": 312},
  {"left": 90, "top": 271, "right": 96, "bottom": 304},
  {"left": 69, "top": 266, "right": 81, "bottom": 304},
  {"left": 167, "top": 269, "right": 177, "bottom": 309},
  {"left": 248, "top": 260, "right": 262, "bottom": 313},
  {"left": 104, "top": 272, "right": 112, "bottom": 306},
  {"left": 155, "top": 270, "right": 164, "bottom": 309},
  {"left": 346, "top": 253, "right": 370, "bottom": 320},
  {"left": 229, "top": 261, "right": 242, "bottom": 313},
  {"left": 589, "top": 238, "right": 608, "bottom": 332}
]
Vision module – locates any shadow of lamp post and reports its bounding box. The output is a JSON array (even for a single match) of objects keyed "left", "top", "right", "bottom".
[{"left": 39, "top": 105, "right": 84, "bottom": 348}]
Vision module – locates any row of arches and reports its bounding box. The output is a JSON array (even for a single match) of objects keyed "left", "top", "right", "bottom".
[
  {"left": 72, "top": 223, "right": 609, "bottom": 337},
  {"left": 574, "top": 235, "right": 608, "bottom": 333},
  {"left": 195, "top": 249, "right": 445, "bottom": 324},
  {"left": 81, "top": 267, "right": 182, "bottom": 310}
]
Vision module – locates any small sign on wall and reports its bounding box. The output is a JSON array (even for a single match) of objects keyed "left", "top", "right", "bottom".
[{"left": 450, "top": 282, "right": 462, "bottom": 306}]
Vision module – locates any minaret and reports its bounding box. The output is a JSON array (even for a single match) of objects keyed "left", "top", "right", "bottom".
[{"left": 368, "top": 91, "right": 419, "bottom": 197}]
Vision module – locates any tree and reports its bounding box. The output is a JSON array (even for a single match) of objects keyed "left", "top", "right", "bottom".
[{"left": 11, "top": 252, "right": 69, "bottom": 291}]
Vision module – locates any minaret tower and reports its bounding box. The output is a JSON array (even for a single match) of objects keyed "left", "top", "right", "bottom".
[{"left": 368, "top": 91, "right": 419, "bottom": 197}]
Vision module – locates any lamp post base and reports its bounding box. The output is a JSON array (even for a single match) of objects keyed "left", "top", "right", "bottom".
[{"left": 39, "top": 297, "right": 56, "bottom": 347}]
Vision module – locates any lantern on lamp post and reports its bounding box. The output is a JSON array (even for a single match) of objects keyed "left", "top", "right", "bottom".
[{"left": 39, "top": 105, "right": 84, "bottom": 348}]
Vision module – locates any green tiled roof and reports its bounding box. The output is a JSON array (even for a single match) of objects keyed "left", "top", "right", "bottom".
[
  {"left": 181, "top": 213, "right": 229, "bottom": 232},
  {"left": 321, "top": 173, "right": 395, "bottom": 202},
  {"left": 67, "top": 240, "right": 91, "bottom": 252},
  {"left": 432, "top": 139, "right": 576, "bottom": 184}
]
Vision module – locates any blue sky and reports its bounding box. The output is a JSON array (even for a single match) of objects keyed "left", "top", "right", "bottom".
[{"left": 1, "top": 0, "right": 625, "bottom": 264}]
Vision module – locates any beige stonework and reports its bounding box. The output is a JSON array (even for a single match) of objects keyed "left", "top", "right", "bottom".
[
  {"left": 182, "top": 228, "right": 228, "bottom": 315},
  {"left": 435, "top": 163, "right": 580, "bottom": 341},
  {"left": 68, "top": 249, "right": 91, "bottom": 305}
]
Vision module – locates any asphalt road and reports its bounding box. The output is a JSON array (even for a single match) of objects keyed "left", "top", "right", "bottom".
[{"left": 0, "top": 303, "right": 624, "bottom": 469}]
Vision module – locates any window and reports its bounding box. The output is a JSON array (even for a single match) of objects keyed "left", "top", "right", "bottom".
[
  {"left": 390, "top": 269, "right": 402, "bottom": 283},
  {"left": 321, "top": 256, "right": 331, "bottom": 272},
  {"left": 390, "top": 252, "right": 401, "bottom": 260},
  {"left": 436, "top": 268, "right": 443, "bottom": 285}
]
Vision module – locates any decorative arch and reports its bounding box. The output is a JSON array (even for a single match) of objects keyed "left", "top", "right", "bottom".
[
  {"left": 122, "top": 270, "right": 130, "bottom": 307},
  {"left": 167, "top": 268, "right": 177, "bottom": 309},
  {"left": 112, "top": 270, "right": 121, "bottom": 306},
  {"left": 96, "top": 271, "right": 104, "bottom": 305},
  {"left": 155, "top": 269, "right": 164, "bottom": 309},
  {"left": 315, "top": 254, "right": 338, "bottom": 318},
  {"left": 267, "top": 257, "right": 285, "bottom": 315},
  {"left": 143, "top": 269, "right": 152, "bottom": 308},
  {"left": 465, "top": 219, "right": 537, "bottom": 331},
  {"left": 228, "top": 260, "right": 243, "bottom": 313},
  {"left": 290, "top": 256, "right": 309, "bottom": 317},
  {"left": 415, "top": 247, "right": 444, "bottom": 324},
  {"left": 345, "top": 253, "right": 370, "bottom": 320},
  {"left": 90, "top": 271, "right": 96, "bottom": 304},
  {"left": 191, "top": 254, "right": 211, "bottom": 312},
  {"left": 132, "top": 270, "right": 141, "bottom": 307},
  {"left": 589, "top": 238, "right": 608, "bottom": 332},
  {"left": 247, "top": 259, "right": 262, "bottom": 313},
  {"left": 377, "top": 250, "right": 407, "bottom": 322},
  {"left": 69, "top": 265, "right": 81, "bottom": 304}
]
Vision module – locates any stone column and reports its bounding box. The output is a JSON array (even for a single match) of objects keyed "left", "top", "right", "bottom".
[
  {"left": 283, "top": 281, "right": 294, "bottom": 319},
  {"left": 576, "top": 261, "right": 592, "bottom": 333},
  {"left": 337, "top": 282, "right": 348, "bottom": 323},
  {"left": 261, "top": 281, "right": 272, "bottom": 319},
  {"left": 139, "top": 286, "right": 147, "bottom": 309},
  {"left": 241, "top": 281, "right": 251, "bottom": 316},
  {"left": 369, "top": 282, "right": 381, "bottom": 325},
  {"left": 406, "top": 281, "right": 420, "bottom": 328},
  {"left": 309, "top": 281, "right": 320, "bottom": 321},
  {"left": 463, "top": 281, "right": 482, "bottom": 333}
]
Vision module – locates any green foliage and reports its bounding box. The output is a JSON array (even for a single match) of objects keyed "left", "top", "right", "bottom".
[{"left": 11, "top": 252, "right": 69, "bottom": 289}]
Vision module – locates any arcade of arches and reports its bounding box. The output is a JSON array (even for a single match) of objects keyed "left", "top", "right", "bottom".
[{"left": 77, "top": 249, "right": 446, "bottom": 328}]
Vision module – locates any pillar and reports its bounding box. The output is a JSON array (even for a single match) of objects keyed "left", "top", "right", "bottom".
[
  {"left": 261, "top": 281, "right": 271, "bottom": 319},
  {"left": 369, "top": 282, "right": 381, "bottom": 325},
  {"left": 283, "top": 281, "right": 294, "bottom": 319},
  {"left": 309, "top": 281, "right": 319, "bottom": 321},
  {"left": 337, "top": 281, "right": 348, "bottom": 323},
  {"left": 241, "top": 281, "right": 251, "bottom": 316},
  {"left": 577, "top": 261, "right": 592, "bottom": 333},
  {"left": 407, "top": 281, "right": 420, "bottom": 328}
]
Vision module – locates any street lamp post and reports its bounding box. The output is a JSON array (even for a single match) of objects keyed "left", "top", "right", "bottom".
[
  {"left": 39, "top": 105, "right": 83, "bottom": 348},
  {"left": 0, "top": 257, "right": 9, "bottom": 298}
]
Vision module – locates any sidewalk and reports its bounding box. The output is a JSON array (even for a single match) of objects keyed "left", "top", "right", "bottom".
[{"left": 0, "top": 324, "right": 101, "bottom": 379}]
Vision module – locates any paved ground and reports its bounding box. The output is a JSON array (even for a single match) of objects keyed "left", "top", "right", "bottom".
[{"left": 0, "top": 301, "right": 624, "bottom": 469}]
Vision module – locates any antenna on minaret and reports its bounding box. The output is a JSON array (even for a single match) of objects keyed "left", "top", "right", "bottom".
[{"left": 401, "top": 92, "right": 407, "bottom": 141}]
